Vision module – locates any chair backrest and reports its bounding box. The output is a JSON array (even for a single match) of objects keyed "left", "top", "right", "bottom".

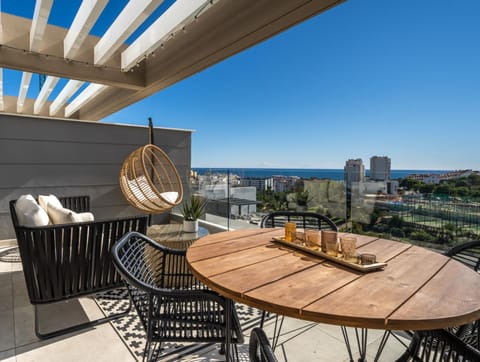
[
  {"left": 444, "top": 241, "right": 480, "bottom": 350},
  {"left": 260, "top": 211, "right": 338, "bottom": 231},
  {"left": 249, "top": 328, "right": 278, "bottom": 362},
  {"left": 405, "top": 329, "right": 480, "bottom": 362},
  {"left": 111, "top": 231, "right": 201, "bottom": 292},
  {"left": 445, "top": 240, "right": 480, "bottom": 272}
]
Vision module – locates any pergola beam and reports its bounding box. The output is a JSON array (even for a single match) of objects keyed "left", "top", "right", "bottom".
[
  {"left": 0, "top": 45, "right": 145, "bottom": 90},
  {"left": 34, "top": 76, "right": 59, "bottom": 114},
  {"left": 50, "top": 79, "right": 83, "bottom": 116},
  {"left": 65, "top": 0, "right": 108, "bottom": 59},
  {"left": 79, "top": 0, "right": 346, "bottom": 120},
  {"left": 17, "top": 72, "right": 32, "bottom": 113},
  {"left": 30, "top": 0, "right": 53, "bottom": 52},
  {"left": 121, "top": 0, "right": 210, "bottom": 71},
  {"left": 95, "top": 0, "right": 163, "bottom": 65},
  {"left": 65, "top": 83, "right": 108, "bottom": 117},
  {"left": 17, "top": 0, "right": 53, "bottom": 113},
  {"left": 44, "top": 0, "right": 108, "bottom": 117}
]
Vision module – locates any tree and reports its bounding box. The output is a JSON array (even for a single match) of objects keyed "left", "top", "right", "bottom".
[{"left": 419, "top": 184, "right": 435, "bottom": 194}]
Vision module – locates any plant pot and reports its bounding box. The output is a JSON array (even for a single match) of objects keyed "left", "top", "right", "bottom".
[{"left": 183, "top": 220, "right": 198, "bottom": 233}]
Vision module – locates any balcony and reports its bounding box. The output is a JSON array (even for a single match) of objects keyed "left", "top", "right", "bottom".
[{"left": 1, "top": 1, "right": 479, "bottom": 360}]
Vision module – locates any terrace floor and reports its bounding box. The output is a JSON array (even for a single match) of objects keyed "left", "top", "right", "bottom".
[{"left": 0, "top": 242, "right": 410, "bottom": 361}]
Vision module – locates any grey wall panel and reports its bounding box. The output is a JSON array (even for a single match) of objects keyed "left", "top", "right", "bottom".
[{"left": 0, "top": 114, "right": 192, "bottom": 240}]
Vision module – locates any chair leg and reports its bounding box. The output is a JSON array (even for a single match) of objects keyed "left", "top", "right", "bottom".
[
  {"left": 143, "top": 341, "right": 162, "bottom": 362},
  {"left": 34, "top": 296, "right": 132, "bottom": 340}
]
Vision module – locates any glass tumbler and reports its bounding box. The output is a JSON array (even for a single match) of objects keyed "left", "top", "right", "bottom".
[
  {"left": 304, "top": 229, "right": 320, "bottom": 248},
  {"left": 285, "top": 222, "right": 296, "bottom": 242},
  {"left": 322, "top": 230, "right": 338, "bottom": 256},
  {"left": 340, "top": 236, "right": 357, "bottom": 262}
]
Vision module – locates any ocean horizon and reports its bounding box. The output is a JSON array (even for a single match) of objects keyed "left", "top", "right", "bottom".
[{"left": 192, "top": 168, "right": 452, "bottom": 181}]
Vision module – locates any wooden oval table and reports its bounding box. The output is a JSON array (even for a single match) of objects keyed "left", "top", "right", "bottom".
[{"left": 186, "top": 228, "right": 480, "bottom": 361}]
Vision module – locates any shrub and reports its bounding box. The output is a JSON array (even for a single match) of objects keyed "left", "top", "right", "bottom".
[{"left": 390, "top": 227, "right": 405, "bottom": 238}]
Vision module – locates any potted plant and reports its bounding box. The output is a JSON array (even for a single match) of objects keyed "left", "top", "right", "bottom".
[{"left": 181, "top": 195, "right": 207, "bottom": 232}]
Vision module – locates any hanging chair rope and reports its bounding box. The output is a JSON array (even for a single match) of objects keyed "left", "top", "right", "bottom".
[{"left": 119, "top": 144, "right": 183, "bottom": 213}]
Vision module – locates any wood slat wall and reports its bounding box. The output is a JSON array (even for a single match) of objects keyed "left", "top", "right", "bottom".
[{"left": 0, "top": 114, "right": 192, "bottom": 240}]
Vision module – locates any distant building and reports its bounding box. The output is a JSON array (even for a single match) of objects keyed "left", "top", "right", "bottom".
[
  {"left": 370, "top": 156, "right": 391, "bottom": 181},
  {"left": 272, "top": 175, "right": 300, "bottom": 193},
  {"left": 344, "top": 159, "right": 365, "bottom": 189},
  {"left": 407, "top": 170, "right": 473, "bottom": 184},
  {"left": 352, "top": 180, "right": 398, "bottom": 195},
  {"left": 240, "top": 177, "right": 274, "bottom": 192}
]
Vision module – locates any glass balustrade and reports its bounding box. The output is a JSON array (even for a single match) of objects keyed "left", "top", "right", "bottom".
[{"left": 174, "top": 168, "right": 480, "bottom": 252}]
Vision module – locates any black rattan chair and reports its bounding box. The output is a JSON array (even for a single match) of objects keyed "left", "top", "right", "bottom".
[
  {"left": 259, "top": 211, "right": 338, "bottom": 349},
  {"left": 9, "top": 195, "right": 148, "bottom": 339},
  {"left": 260, "top": 211, "right": 338, "bottom": 230},
  {"left": 111, "top": 231, "right": 244, "bottom": 361},
  {"left": 444, "top": 241, "right": 480, "bottom": 350},
  {"left": 396, "top": 329, "right": 480, "bottom": 362},
  {"left": 249, "top": 328, "right": 278, "bottom": 362}
]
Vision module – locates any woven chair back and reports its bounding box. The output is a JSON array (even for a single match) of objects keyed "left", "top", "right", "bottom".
[{"left": 119, "top": 144, "right": 183, "bottom": 213}]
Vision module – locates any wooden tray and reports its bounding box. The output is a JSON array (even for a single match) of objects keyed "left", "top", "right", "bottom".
[{"left": 271, "top": 237, "right": 387, "bottom": 273}]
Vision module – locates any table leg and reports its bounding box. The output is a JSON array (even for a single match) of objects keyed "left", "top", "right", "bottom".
[
  {"left": 341, "top": 327, "right": 391, "bottom": 362},
  {"left": 225, "top": 298, "right": 233, "bottom": 362}
]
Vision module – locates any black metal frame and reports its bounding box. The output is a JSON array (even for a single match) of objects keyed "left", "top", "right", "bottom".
[
  {"left": 396, "top": 329, "right": 480, "bottom": 362},
  {"left": 111, "top": 231, "right": 244, "bottom": 361},
  {"left": 249, "top": 328, "right": 278, "bottom": 362},
  {"left": 9, "top": 195, "right": 148, "bottom": 339},
  {"left": 444, "top": 241, "right": 480, "bottom": 350},
  {"left": 260, "top": 211, "right": 338, "bottom": 231}
]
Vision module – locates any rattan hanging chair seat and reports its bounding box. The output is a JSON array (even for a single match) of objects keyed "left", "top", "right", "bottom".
[{"left": 120, "top": 144, "right": 183, "bottom": 213}]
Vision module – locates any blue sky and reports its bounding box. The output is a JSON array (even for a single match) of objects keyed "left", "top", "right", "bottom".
[{"left": 3, "top": 0, "right": 480, "bottom": 170}]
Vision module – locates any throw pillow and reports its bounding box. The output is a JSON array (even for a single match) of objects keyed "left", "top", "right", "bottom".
[
  {"left": 47, "top": 203, "right": 75, "bottom": 224},
  {"left": 70, "top": 212, "right": 95, "bottom": 223},
  {"left": 15, "top": 194, "right": 50, "bottom": 227},
  {"left": 38, "top": 194, "right": 63, "bottom": 213}
]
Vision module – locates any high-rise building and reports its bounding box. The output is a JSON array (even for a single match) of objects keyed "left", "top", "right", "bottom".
[
  {"left": 344, "top": 159, "right": 365, "bottom": 188},
  {"left": 370, "top": 156, "right": 391, "bottom": 181}
]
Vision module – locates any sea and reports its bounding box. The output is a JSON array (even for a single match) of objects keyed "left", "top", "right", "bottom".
[{"left": 192, "top": 168, "right": 451, "bottom": 181}]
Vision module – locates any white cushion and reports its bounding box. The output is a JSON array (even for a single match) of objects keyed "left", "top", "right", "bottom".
[
  {"left": 15, "top": 194, "right": 50, "bottom": 227},
  {"left": 47, "top": 203, "right": 95, "bottom": 225},
  {"left": 160, "top": 191, "right": 178, "bottom": 204},
  {"left": 47, "top": 203, "right": 75, "bottom": 224},
  {"left": 70, "top": 212, "right": 95, "bottom": 223},
  {"left": 38, "top": 194, "right": 63, "bottom": 212}
]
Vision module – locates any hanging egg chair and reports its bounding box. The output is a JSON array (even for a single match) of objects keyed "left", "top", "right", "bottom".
[{"left": 119, "top": 144, "right": 183, "bottom": 213}]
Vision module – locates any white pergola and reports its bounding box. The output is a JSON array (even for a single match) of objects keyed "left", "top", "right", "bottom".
[{"left": 0, "top": 0, "right": 344, "bottom": 121}]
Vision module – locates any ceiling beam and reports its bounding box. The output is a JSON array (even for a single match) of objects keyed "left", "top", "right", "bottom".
[
  {"left": 49, "top": 79, "right": 83, "bottom": 116},
  {"left": 34, "top": 75, "right": 59, "bottom": 114},
  {"left": 95, "top": 0, "right": 163, "bottom": 65},
  {"left": 65, "top": 0, "right": 108, "bottom": 59},
  {"left": 0, "top": 45, "right": 145, "bottom": 90},
  {"left": 30, "top": 0, "right": 53, "bottom": 52},
  {"left": 17, "top": 72, "right": 32, "bottom": 113},
  {"left": 65, "top": 83, "right": 108, "bottom": 117},
  {"left": 121, "top": 0, "right": 210, "bottom": 71}
]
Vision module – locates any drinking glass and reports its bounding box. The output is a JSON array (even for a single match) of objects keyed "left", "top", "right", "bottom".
[
  {"left": 304, "top": 229, "right": 320, "bottom": 248},
  {"left": 340, "top": 236, "right": 357, "bottom": 262},
  {"left": 285, "top": 222, "right": 296, "bottom": 242},
  {"left": 322, "top": 230, "right": 338, "bottom": 256}
]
